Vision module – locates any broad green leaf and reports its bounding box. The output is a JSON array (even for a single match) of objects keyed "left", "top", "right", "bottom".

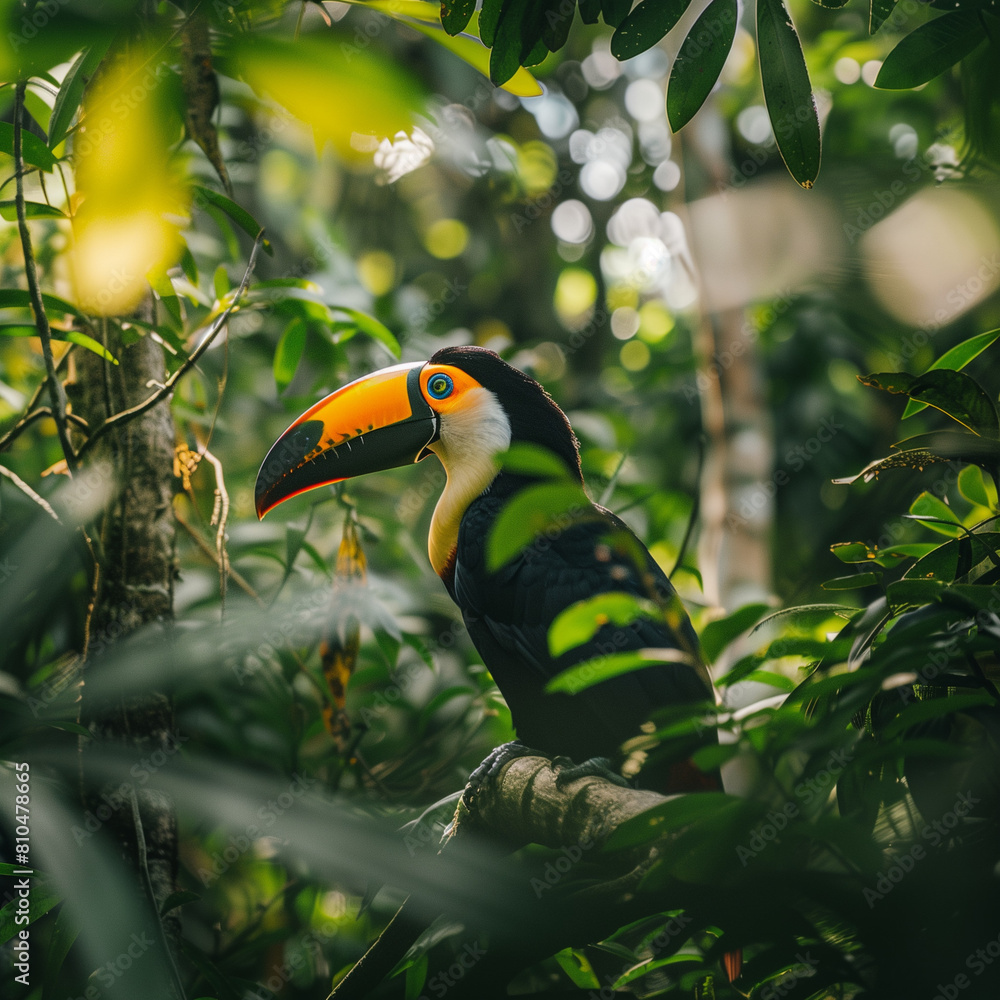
[
  {"left": 487, "top": 481, "right": 591, "bottom": 570},
  {"left": 869, "top": 0, "right": 896, "bottom": 33},
  {"left": 542, "top": 0, "right": 575, "bottom": 51},
  {"left": 750, "top": 604, "right": 858, "bottom": 634},
  {"left": 886, "top": 578, "right": 945, "bottom": 607},
  {"left": 875, "top": 11, "right": 984, "bottom": 90},
  {"left": 667, "top": 0, "right": 737, "bottom": 131},
  {"left": 0, "top": 200, "right": 65, "bottom": 220},
  {"left": 274, "top": 318, "right": 308, "bottom": 392},
  {"left": 330, "top": 306, "right": 401, "bottom": 359},
  {"left": 860, "top": 369, "right": 998, "bottom": 435},
  {"left": 546, "top": 647, "right": 696, "bottom": 695},
  {"left": 821, "top": 572, "right": 881, "bottom": 590},
  {"left": 0, "top": 323, "right": 118, "bottom": 363},
  {"left": 148, "top": 267, "right": 182, "bottom": 326},
  {"left": 700, "top": 602, "right": 771, "bottom": 663},
  {"left": 404, "top": 19, "right": 542, "bottom": 96},
  {"left": 0, "top": 121, "right": 58, "bottom": 171},
  {"left": 611, "top": 0, "right": 694, "bottom": 59},
  {"left": 193, "top": 185, "right": 272, "bottom": 255},
  {"left": 903, "top": 328, "right": 1000, "bottom": 419},
  {"left": 490, "top": 0, "right": 531, "bottom": 85},
  {"left": 49, "top": 41, "right": 111, "bottom": 148},
  {"left": 0, "top": 886, "right": 61, "bottom": 945},
  {"left": 441, "top": 0, "right": 476, "bottom": 34},
  {"left": 549, "top": 592, "right": 660, "bottom": 657},
  {"left": 757, "top": 0, "right": 821, "bottom": 188},
  {"left": 65, "top": 331, "right": 119, "bottom": 363},
  {"left": 958, "top": 464, "right": 997, "bottom": 509},
  {"left": 579, "top": 0, "right": 602, "bottom": 22},
  {"left": 810, "top": 0, "right": 850, "bottom": 7},
  {"left": 883, "top": 691, "right": 994, "bottom": 739},
  {"left": 603, "top": 0, "right": 634, "bottom": 27},
  {"left": 928, "top": 0, "right": 999, "bottom": 8},
  {"left": 830, "top": 541, "right": 876, "bottom": 564},
  {"left": 499, "top": 442, "right": 573, "bottom": 481},
  {"left": 479, "top": 0, "right": 503, "bottom": 46},
  {"left": 909, "top": 491, "right": 963, "bottom": 536}
]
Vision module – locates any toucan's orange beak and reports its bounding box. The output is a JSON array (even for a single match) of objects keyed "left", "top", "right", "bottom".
[{"left": 255, "top": 361, "right": 438, "bottom": 518}]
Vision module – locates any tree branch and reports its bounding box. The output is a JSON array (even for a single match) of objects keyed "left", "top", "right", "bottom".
[
  {"left": 76, "top": 231, "right": 265, "bottom": 461},
  {"left": 14, "top": 79, "right": 78, "bottom": 473}
]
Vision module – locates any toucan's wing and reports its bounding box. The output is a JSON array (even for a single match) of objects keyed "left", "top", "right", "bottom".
[{"left": 451, "top": 494, "right": 715, "bottom": 768}]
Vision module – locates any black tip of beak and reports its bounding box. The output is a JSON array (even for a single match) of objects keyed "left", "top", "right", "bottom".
[{"left": 254, "top": 420, "right": 325, "bottom": 519}]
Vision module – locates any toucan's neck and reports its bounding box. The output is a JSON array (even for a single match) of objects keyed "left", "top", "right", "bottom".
[{"left": 427, "top": 387, "right": 511, "bottom": 578}]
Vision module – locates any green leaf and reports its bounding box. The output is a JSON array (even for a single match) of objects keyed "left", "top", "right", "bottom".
[
  {"left": 546, "top": 647, "right": 696, "bottom": 695},
  {"left": 499, "top": 442, "right": 573, "bottom": 480},
  {"left": 403, "top": 18, "right": 543, "bottom": 96},
  {"left": 49, "top": 41, "right": 112, "bottom": 148},
  {"left": 441, "top": 0, "right": 477, "bottom": 34},
  {"left": 700, "top": 602, "right": 771, "bottom": 663},
  {"left": 875, "top": 11, "right": 985, "bottom": 89},
  {"left": 869, "top": 0, "right": 896, "bottom": 33},
  {"left": 886, "top": 578, "right": 945, "bottom": 607},
  {"left": 192, "top": 185, "right": 273, "bottom": 255},
  {"left": 750, "top": 604, "right": 858, "bottom": 634},
  {"left": 0, "top": 200, "right": 66, "bottom": 220},
  {"left": 903, "top": 328, "right": 1000, "bottom": 419},
  {"left": 579, "top": 0, "right": 602, "bottom": 22},
  {"left": 909, "top": 491, "right": 963, "bottom": 536},
  {"left": 160, "top": 890, "right": 200, "bottom": 915},
  {"left": 479, "top": 0, "right": 503, "bottom": 46},
  {"left": 549, "top": 592, "right": 660, "bottom": 657},
  {"left": 862, "top": 369, "right": 999, "bottom": 435},
  {"left": 611, "top": 0, "right": 694, "bottom": 59},
  {"left": 958, "top": 464, "right": 997, "bottom": 509},
  {"left": 329, "top": 306, "right": 401, "bottom": 359},
  {"left": 821, "top": 572, "right": 881, "bottom": 590},
  {"left": 274, "top": 318, "right": 308, "bottom": 392},
  {"left": 0, "top": 288, "right": 83, "bottom": 317},
  {"left": 0, "top": 122, "right": 58, "bottom": 171},
  {"left": 0, "top": 323, "right": 118, "bottom": 363},
  {"left": 757, "top": 0, "right": 821, "bottom": 188},
  {"left": 0, "top": 886, "right": 61, "bottom": 945},
  {"left": 883, "top": 691, "right": 995, "bottom": 739},
  {"left": 490, "top": 0, "right": 531, "bottom": 85},
  {"left": 667, "top": 0, "right": 738, "bottom": 131},
  {"left": 487, "top": 482, "right": 591, "bottom": 570},
  {"left": 602, "top": 0, "right": 634, "bottom": 27}
]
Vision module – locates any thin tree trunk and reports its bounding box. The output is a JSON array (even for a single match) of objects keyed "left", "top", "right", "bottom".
[{"left": 68, "top": 317, "right": 181, "bottom": 992}]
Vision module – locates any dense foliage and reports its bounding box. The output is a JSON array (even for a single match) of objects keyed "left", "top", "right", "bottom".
[{"left": 1, "top": 1, "right": 999, "bottom": 998}]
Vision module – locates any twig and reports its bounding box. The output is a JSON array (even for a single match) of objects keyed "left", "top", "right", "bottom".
[
  {"left": 0, "top": 406, "right": 89, "bottom": 454},
  {"left": 198, "top": 446, "right": 229, "bottom": 608},
  {"left": 76, "top": 231, "right": 265, "bottom": 461},
  {"left": 0, "top": 463, "right": 62, "bottom": 522},
  {"left": 174, "top": 507, "right": 263, "bottom": 605},
  {"left": 14, "top": 80, "right": 78, "bottom": 474}
]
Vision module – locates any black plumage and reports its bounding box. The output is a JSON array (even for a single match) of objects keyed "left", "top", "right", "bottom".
[{"left": 430, "top": 347, "right": 717, "bottom": 792}]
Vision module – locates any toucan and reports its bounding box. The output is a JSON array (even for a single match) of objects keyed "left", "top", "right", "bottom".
[{"left": 255, "top": 346, "right": 719, "bottom": 794}]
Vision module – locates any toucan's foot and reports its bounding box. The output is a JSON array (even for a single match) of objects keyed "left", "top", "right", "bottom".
[
  {"left": 464, "top": 740, "right": 538, "bottom": 807},
  {"left": 552, "top": 755, "right": 630, "bottom": 789}
]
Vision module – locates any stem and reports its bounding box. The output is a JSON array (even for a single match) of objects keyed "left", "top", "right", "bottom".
[{"left": 14, "top": 79, "right": 78, "bottom": 473}]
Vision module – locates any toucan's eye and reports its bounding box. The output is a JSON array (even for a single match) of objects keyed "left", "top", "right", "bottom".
[{"left": 427, "top": 373, "right": 454, "bottom": 400}]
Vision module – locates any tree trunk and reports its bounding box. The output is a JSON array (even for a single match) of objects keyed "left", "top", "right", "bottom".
[{"left": 67, "top": 317, "right": 181, "bottom": 993}]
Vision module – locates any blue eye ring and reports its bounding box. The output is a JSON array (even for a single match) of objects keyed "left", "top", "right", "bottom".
[{"left": 427, "top": 372, "right": 454, "bottom": 400}]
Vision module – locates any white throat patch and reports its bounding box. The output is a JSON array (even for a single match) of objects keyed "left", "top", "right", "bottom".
[{"left": 427, "top": 387, "right": 511, "bottom": 576}]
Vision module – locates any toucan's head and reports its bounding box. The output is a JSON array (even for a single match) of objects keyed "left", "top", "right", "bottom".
[{"left": 255, "top": 347, "right": 582, "bottom": 570}]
